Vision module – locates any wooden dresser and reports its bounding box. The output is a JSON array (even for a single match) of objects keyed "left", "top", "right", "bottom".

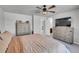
[{"left": 53, "top": 26, "right": 73, "bottom": 44}]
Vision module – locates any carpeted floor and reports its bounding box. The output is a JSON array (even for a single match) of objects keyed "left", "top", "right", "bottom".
[
  {"left": 46, "top": 35, "right": 79, "bottom": 53},
  {"left": 56, "top": 39, "right": 79, "bottom": 53}
]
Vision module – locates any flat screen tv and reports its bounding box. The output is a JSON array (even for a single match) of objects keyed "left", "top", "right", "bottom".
[{"left": 55, "top": 17, "right": 71, "bottom": 27}]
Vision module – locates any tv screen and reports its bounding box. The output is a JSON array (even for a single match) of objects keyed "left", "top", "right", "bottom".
[{"left": 55, "top": 17, "right": 71, "bottom": 27}]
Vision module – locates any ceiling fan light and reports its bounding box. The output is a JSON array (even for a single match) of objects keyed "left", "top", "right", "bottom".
[{"left": 43, "top": 12, "right": 47, "bottom": 15}]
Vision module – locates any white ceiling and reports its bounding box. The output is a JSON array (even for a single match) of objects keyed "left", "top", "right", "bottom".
[{"left": 0, "top": 5, "right": 79, "bottom": 16}]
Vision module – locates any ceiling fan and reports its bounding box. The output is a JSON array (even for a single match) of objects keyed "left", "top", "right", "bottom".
[{"left": 36, "top": 5, "right": 56, "bottom": 15}]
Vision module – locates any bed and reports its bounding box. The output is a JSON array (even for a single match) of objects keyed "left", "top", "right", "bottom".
[{"left": 0, "top": 31, "right": 70, "bottom": 53}]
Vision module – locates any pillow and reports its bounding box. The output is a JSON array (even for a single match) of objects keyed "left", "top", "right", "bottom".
[
  {"left": 0, "top": 31, "right": 13, "bottom": 53},
  {"left": 1, "top": 31, "right": 13, "bottom": 43},
  {"left": 0, "top": 39, "right": 7, "bottom": 53}
]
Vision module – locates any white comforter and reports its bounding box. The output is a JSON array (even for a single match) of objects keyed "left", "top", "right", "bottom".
[{"left": 19, "top": 34, "right": 70, "bottom": 53}]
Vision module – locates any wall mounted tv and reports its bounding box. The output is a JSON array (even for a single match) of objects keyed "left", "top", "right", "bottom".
[{"left": 55, "top": 17, "right": 71, "bottom": 27}]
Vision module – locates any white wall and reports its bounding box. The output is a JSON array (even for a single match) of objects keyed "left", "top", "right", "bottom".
[
  {"left": 4, "top": 12, "right": 32, "bottom": 35},
  {"left": 54, "top": 9, "right": 79, "bottom": 44},
  {"left": 0, "top": 8, "right": 5, "bottom": 33}
]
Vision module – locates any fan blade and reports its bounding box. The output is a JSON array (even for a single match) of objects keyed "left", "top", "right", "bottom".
[
  {"left": 48, "top": 11, "right": 55, "bottom": 13},
  {"left": 48, "top": 5, "right": 56, "bottom": 9},
  {"left": 36, "top": 7, "right": 42, "bottom": 9}
]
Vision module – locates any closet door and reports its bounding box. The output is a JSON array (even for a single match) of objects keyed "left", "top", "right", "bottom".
[{"left": 34, "top": 15, "right": 45, "bottom": 35}]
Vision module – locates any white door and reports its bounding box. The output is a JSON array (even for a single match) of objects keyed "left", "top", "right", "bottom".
[{"left": 34, "top": 15, "right": 45, "bottom": 34}]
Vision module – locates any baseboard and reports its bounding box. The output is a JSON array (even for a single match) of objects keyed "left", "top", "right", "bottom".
[{"left": 74, "top": 41, "right": 79, "bottom": 45}]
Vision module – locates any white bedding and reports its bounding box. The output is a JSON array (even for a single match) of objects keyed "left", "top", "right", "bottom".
[
  {"left": 0, "top": 33, "right": 70, "bottom": 53},
  {"left": 20, "top": 34, "right": 70, "bottom": 53}
]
